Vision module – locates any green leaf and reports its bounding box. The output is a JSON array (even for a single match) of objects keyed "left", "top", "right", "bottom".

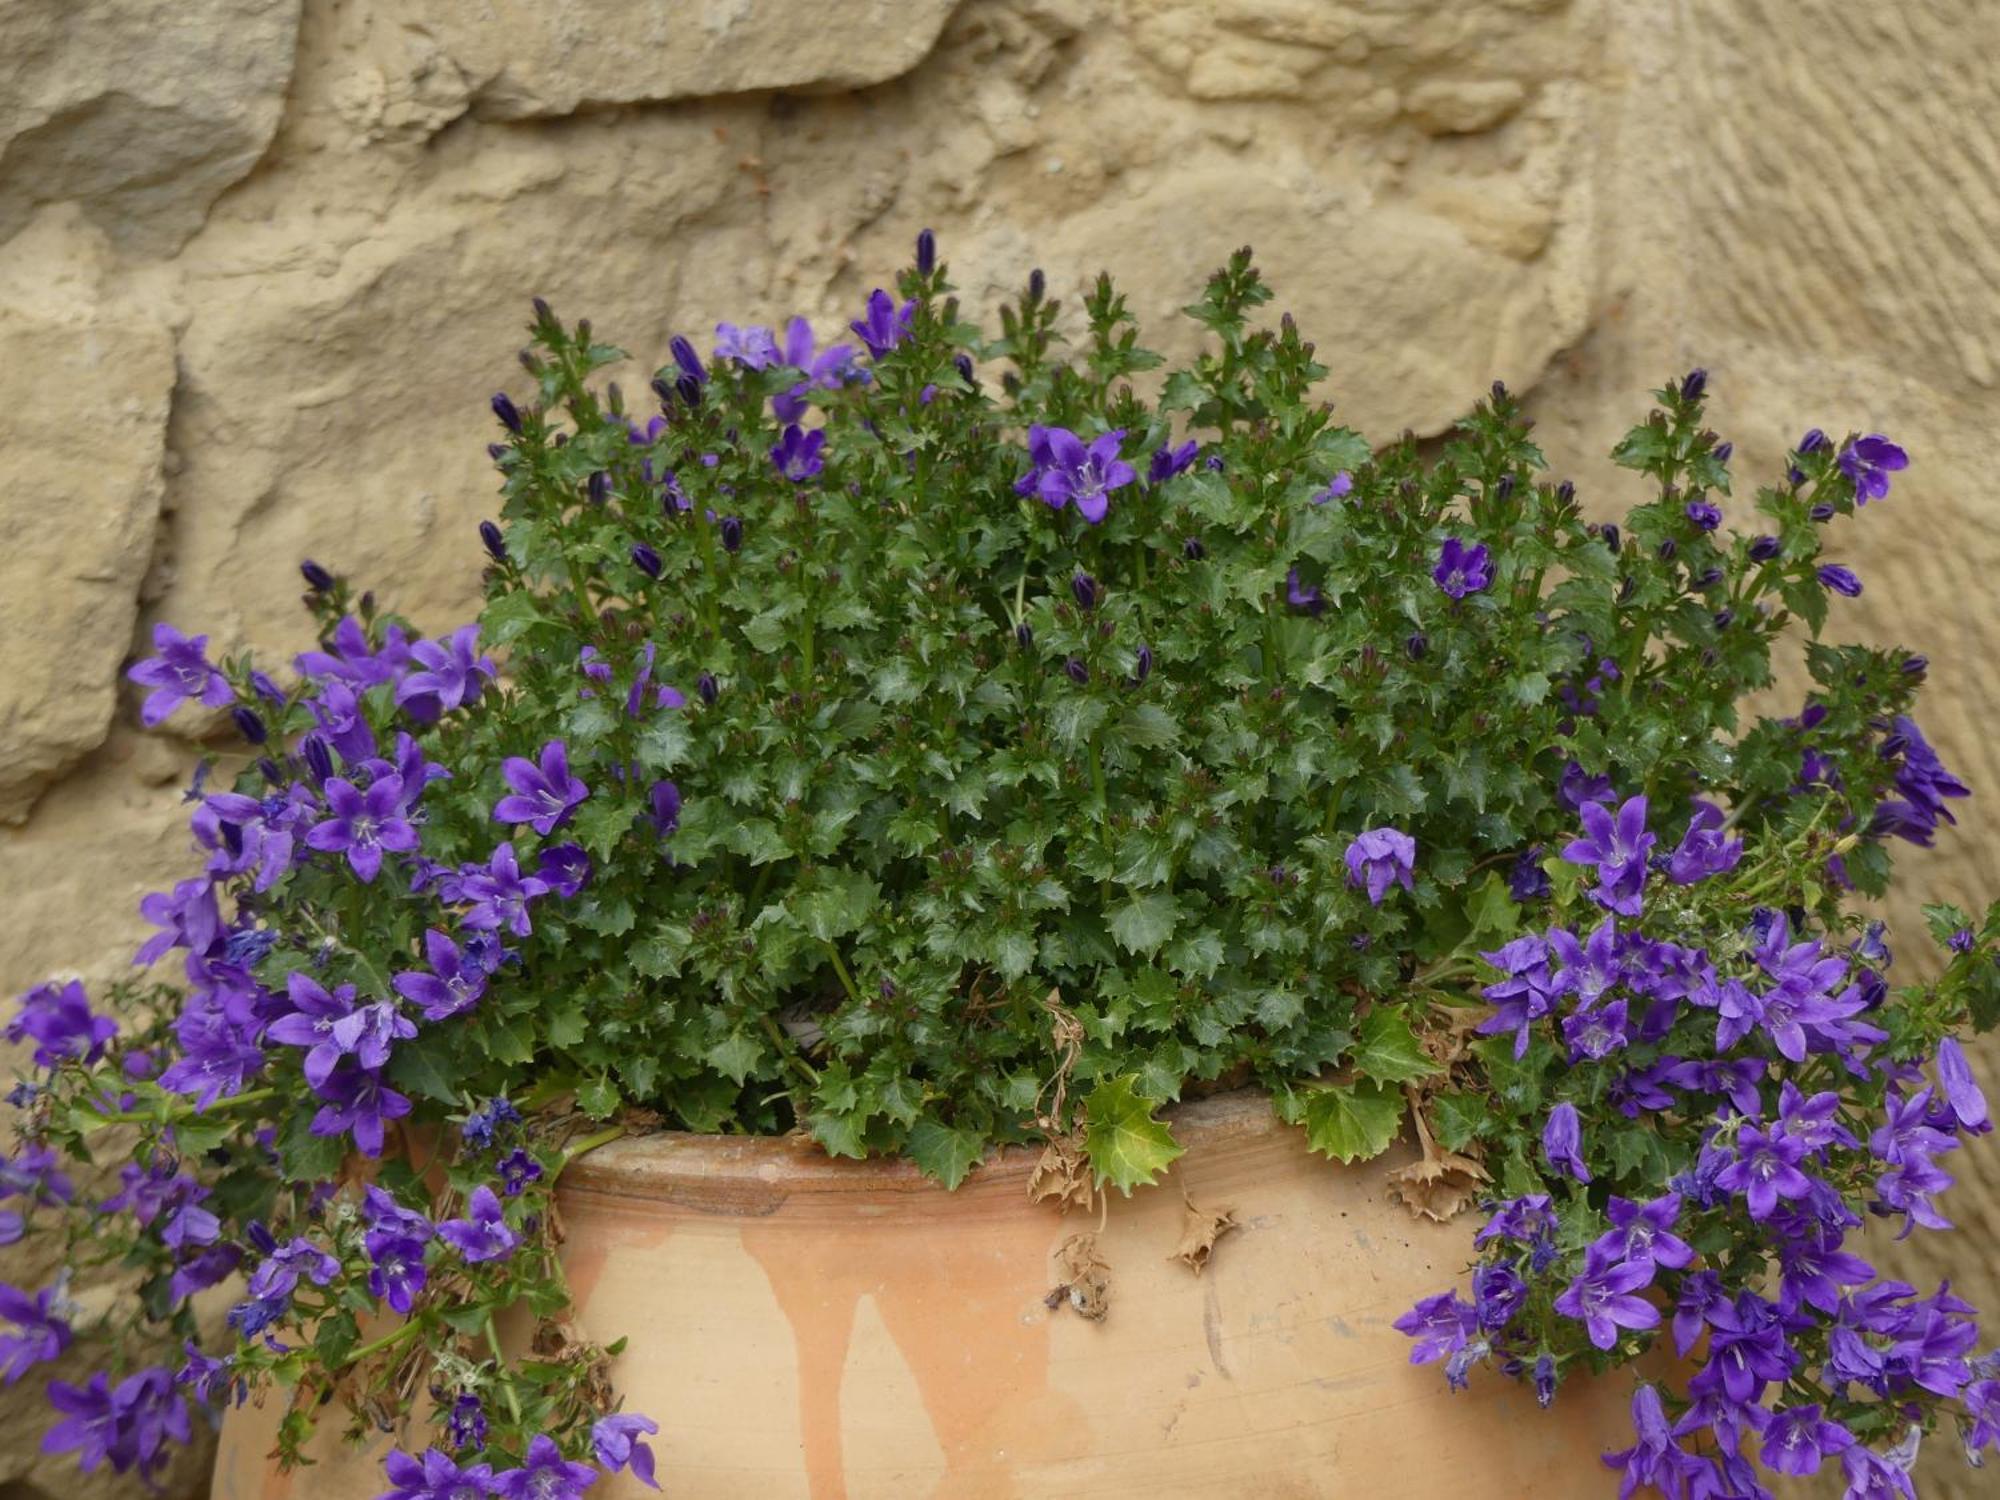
[
  {"left": 1465, "top": 873, "right": 1520, "bottom": 942},
  {"left": 389, "top": 1040, "right": 461, "bottom": 1104},
  {"left": 907, "top": 1118, "right": 985, "bottom": 1189},
  {"left": 577, "top": 1076, "right": 621, "bottom": 1119},
  {"left": 796, "top": 868, "right": 880, "bottom": 942},
  {"left": 1349, "top": 1008, "right": 1437, "bottom": 1084},
  {"left": 1082, "top": 1074, "right": 1184, "bottom": 1193},
  {"left": 1298, "top": 1081, "right": 1404, "bottom": 1164},
  {"left": 1107, "top": 891, "right": 1179, "bottom": 955},
  {"left": 1430, "top": 1092, "right": 1490, "bottom": 1152},
  {"left": 480, "top": 590, "right": 554, "bottom": 646},
  {"left": 706, "top": 1032, "right": 763, "bottom": 1084}
]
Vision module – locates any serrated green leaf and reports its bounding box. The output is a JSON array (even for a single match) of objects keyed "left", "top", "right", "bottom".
[
  {"left": 389, "top": 1040, "right": 460, "bottom": 1104},
  {"left": 1298, "top": 1081, "right": 1403, "bottom": 1163},
  {"left": 1082, "top": 1074, "right": 1184, "bottom": 1193},
  {"left": 1430, "top": 1092, "right": 1491, "bottom": 1152},
  {"left": 1107, "top": 891, "right": 1178, "bottom": 955},
  {"left": 1349, "top": 1008, "right": 1437, "bottom": 1084},
  {"left": 907, "top": 1118, "right": 985, "bottom": 1189},
  {"left": 706, "top": 1032, "right": 763, "bottom": 1084},
  {"left": 577, "top": 1076, "right": 621, "bottom": 1119}
]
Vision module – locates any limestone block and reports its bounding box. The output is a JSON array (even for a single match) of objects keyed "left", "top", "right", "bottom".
[{"left": 0, "top": 0, "right": 302, "bottom": 255}]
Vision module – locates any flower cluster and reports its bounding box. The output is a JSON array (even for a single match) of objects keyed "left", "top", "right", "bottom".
[
  {"left": 6, "top": 237, "right": 1990, "bottom": 1498},
  {"left": 1398, "top": 792, "right": 2000, "bottom": 1497}
]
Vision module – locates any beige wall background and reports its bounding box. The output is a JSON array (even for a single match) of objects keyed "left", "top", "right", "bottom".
[{"left": 1, "top": 1, "right": 1996, "bottom": 1494}]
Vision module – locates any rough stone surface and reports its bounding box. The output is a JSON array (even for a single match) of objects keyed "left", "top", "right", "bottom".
[
  {"left": 0, "top": 0, "right": 303, "bottom": 256},
  {"left": 0, "top": 300, "right": 175, "bottom": 822},
  {"left": 2, "top": 0, "right": 2000, "bottom": 1493}
]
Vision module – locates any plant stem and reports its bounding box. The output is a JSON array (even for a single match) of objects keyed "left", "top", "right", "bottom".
[
  {"left": 343, "top": 1315, "right": 426, "bottom": 1369},
  {"left": 557, "top": 1125, "right": 629, "bottom": 1176},
  {"left": 759, "top": 1014, "right": 821, "bottom": 1086},
  {"left": 820, "top": 941, "right": 863, "bottom": 1005}
]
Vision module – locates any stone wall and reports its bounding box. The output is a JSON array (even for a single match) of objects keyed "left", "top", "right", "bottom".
[{"left": 0, "top": 0, "right": 1995, "bottom": 1494}]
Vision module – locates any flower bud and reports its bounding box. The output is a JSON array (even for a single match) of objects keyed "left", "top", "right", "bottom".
[
  {"left": 1600, "top": 524, "right": 1621, "bottom": 554},
  {"left": 490, "top": 393, "right": 523, "bottom": 433},
  {"left": 1064, "top": 656, "right": 1088, "bottom": 685},
  {"left": 720, "top": 515, "right": 743, "bottom": 553},
  {"left": 1554, "top": 480, "right": 1575, "bottom": 507},
  {"left": 1015, "top": 622, "right": 1034, "bottom": 650},
  {"left": 299, "top": 559, "right": 335, "bottom": 593},
  {"left": 1071, "top": 571, "right": 1098, "bottom": 611},
  {"left": 301, "top": 734, "right": 333, "bottom": 783},
  {"left": 257, "top": 756, "right": 284, "bottom": 785},
  {"left": 1901, "top": 654, "right": 1929, "bottom": 676},
  {"left": 697, "top": 671, "right": 719, "bottom": 704},
  {"left": 1799, "top": 428, "right": 1828, "bottom": 454},
  {"left": 954, "top": 353, "right": 976, "bottom": 387},
  {"left": 916, "top": 228, "right": 937, "bottom": 275},
  {"left": 480, "top": 520, "right": 508, "bottom": 562},
  {"left": 231, "top": 707, "right": 267, "bottom": 744},
  {"left": 587, "top": 470, "right": 610, "bottom": 506},
  {"left": 631, "top": 543, "right": 663, "bottom": 578},
  {"left": 1028, "top": 268, "right": 1046, "bottom": 303},
  {"left": 1493, "top": 475, "right": 1515, "bottom": 504},
  {"left": 1491, "top": 380, "right": 1508, "bottom": 403},
  {"left": 1406, "top": 632, "right": 1428, "bottom": 660},
  {"left": 1680, "top": 368, "right": 1707, "bottom": 402},
  {"left": 531, "top": 296, "right": 553, "bottom": 325},
  {"left": 1657, "top": 538, "right": 1677, "bottom": 560},
  {"left": 670, "top": 335, "right": 706, "bottom": 384},
  {"left": 1131, "top": 643, "right": 1152, "bottom": 685},
  {"left": 650, "top": 375, "right": 675, "bottom": 406},
  {"left": 1748, "top": 534, "right": 1782, "bottom": 562},
  {"left": 1809, "top": 502, "right": 1834, "bottom": 522},
  {"left": 1713, "top": 441, "right": 1733, "bottom": 463},
  {"left": 1183, "top": 537, "right": 1206, "bottom": 560}
]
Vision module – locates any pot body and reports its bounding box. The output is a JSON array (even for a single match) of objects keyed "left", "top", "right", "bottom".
[{"left": 214, "top": 1091, "right": 1639, "bottom": 1499}]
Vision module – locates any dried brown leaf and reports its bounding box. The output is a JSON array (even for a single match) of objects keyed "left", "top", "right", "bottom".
[
  {"left": 1168, "top": 1195, "right": 1240, "bottom": 1276},
  {"left": 1028, "top": 1132, "right": 1095, "bottom": 1213},
  {"left": 1049, "top": 1231, "right": 1111, "bottom": 1321},
  {"left": 1385, "top": 1148, "right": 1490, "bottom": 1223}
]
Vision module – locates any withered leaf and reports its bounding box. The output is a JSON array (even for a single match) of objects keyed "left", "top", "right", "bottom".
[
  {"left": 1028, "top": 1132, "right": 1096, "bottom": 1213},
  {"left": 1049, "top": 1231, "right": 1111, "bottom": 1321},
  {"left": 1168, "top": 1195, "right": 1239, "bottom": 1276},
  {"left": 1385, "top": 1148, "right": 1490, "bottom": 1223}
]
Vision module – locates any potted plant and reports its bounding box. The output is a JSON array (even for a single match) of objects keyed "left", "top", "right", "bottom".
[{"left": 6, "top": 235, "right": 1997, "bottom": 1500}]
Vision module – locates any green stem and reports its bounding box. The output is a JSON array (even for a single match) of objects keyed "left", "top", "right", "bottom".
[
  {"left": 343, "top": 1315, "right": 426, "bottom": 1369},
  {"left": 760, "top": 1014, "right": 821, "bottom": 1087},
  {"left": 485, "top": 1313, "right": 524, "bottom": 1424},
  {"left": 1086, "top": 741, "right": 1107, "bottom": 811},
  {"left": 557, "top": 1125, "right": 629, "bottom": 1176},
  {"left": 821, "top": 941, "right": 863, "bottom": 1005}
]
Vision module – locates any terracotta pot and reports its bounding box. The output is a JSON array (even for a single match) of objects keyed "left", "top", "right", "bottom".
[{"left": 213, "top": 1090, "right": 1643, "bottom": 1499}]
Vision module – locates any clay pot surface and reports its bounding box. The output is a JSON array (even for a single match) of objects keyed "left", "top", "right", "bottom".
[{"left": 214, "top": 1090, "right": 1642, "bottom": 1498}]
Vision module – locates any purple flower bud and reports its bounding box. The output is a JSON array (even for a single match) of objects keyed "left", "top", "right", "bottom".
[
  {"left": 1695, "top": 567, "right": 1723, "bottom": 588},
  {"left": 1713, "top": 608, "right": 1735, "bottom": 629},
  {"left": 1493, "top": 475, "right": 1515, "bottom": 504},
  {"left": 1808, "top": 502, "right": 1835, "bottom": 522},
  {"left": 954, "top": 353, "right": 975, "bottom": 387},
  {"left": 1406, "top": 632, "right": 1428, "bottom": 660},
  {"left": 697, "top": 672, "right": 718, "bottom": 705},
  {"left": 648, "top": 780, "right": 681, "bottom": 837},
  {"left": 231, "top": 707, "right": 267, "bottom": 745},
  {"left": 649, "top": 375, "right": 674, "bottom": 406},
  {"left": 1799, "top": 428, "right": 1829, "bottom": 454},
  {"left": 1071, "top": 572, "right": 1098, "bottom": 611},
  {"left": 1748, "top": 534, "right": 1781, "bottom": 562},
  {"left": 479, "top": 521, "right": 507, "bottom": 562},
  {"left": 1183, "top": 537, "right": 1205, "bottom": 561},
  {"left": 299, "top": 559, "right": 335, "bottom": 592},
  {"left": 720, "top": 515, "right": 743, "bottom": 553},
  {"left": 1064, "top": 657, "right": 1089, "bottom": 685},
  {"left": 490, "top": 393, "right": 522, "bottom": 433},
  {"left": 670, "top": 335, "right": 705, "bottom": 384},
  {"left": 587, "top": 470, "right": 610, "bottom": 506},
  {"left": 1685, "top": 501, "right": 1722, "bottom": 531},
  {"left": 1680, "top": 368, "right": 1707, "bottom": 402},
  {"left": 1491, "top": 380, "right": 1509, "bottom": 403},
  {"left": 1713, "top": 441, "right": 1733, "bottom": 463},
  {"left": 1131, "top": 643, "right": 1152, "bottom": 685},
  {"left": 1027, "top": 268, "right": 1046, "bottom": 302},
  {"left": 1599, "top": 524, "right": 1620, "bottom": 554},
  {"left": 1817, "top": 563, "right": 1862, "bottom": 597},
  {"left": 631, "top": 544, "right": 662, "bottom": 578},
  {"left": 1656, "top": 538, "right": 1677, "bottom": 560},
  {"left": 675, "top": 373, "right": 703, "bottom": 408},
  {"left": 1554, "top": 480, "right": 1575, "bottom": 507},
  {"left": 1015, "top": 622, "right": 1034, "bottom": 650},
  {"left": 915, "top": 227, "right": 937, "bottom": 275},
  {"left": 256, "top": 756, "right": 284, "bottom": 784},
  {"left": 1901, "top": 655, "right": 1928, "bottom": 676},
  {"left": 300, "top": 734, "right": 333, "bottom": 783}
]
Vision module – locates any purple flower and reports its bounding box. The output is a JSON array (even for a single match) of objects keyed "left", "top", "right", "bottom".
[
  {"left": 1431, "top": 537, "right": 1491, "bottom": 598},
  {"left": 365, "top": 1229, "right": 430, "bottom": 1315},
  {"left": 497, "top": 1436, "right": 598, "bottom": 1499},
  {"left": 1839, "top": 1443, "right": 1917, "bottom": 1500},
  {"left": 297, "top": 616, "right": 414, "bottom": 690},
  {"left": 458, "top": 843, "right": 551, "bottom": 937},
  {"left": 1595, "top": 1194, "right": 1693, "bottom": 1272},
  {"left": 1839, "top": 434, "right": 1908, "bottom": 504},
  {"left": 1559, "top": 761, "right": 1616, "bottom": 812},
  {"left": 1602, "top": 1385, "right": 1701, "bottom": 1499},
  {"left": 1562, "top": 796, "right": 1655, "bottom": 917},
  {"left": 1666, "top": 800, "right": 1741, "bottom": 885},
  {"left": 1475, "top": 1193, "right": 1556, "bottom": 1250},
  {"left": 1393, "top": 1290, "right": 1477, "bottom": 1365},
  {"left": 591, "top": 1413, "right": 660, "bottom": 1489},
  {"left": 1310, "top": 471, "right": 1354, "bottom": 506},
  {"left": 771, "top": 317, "right": 861, "bottom": 423},
  {"left": 494, "top": 741, "right": 589, "bottom": 836},
  {"left": 128, "top": 624, "right": 233, "bottom": 727},
  {"left": 0, "top": 1146, "right": 73, "bottom": 1207},
  {"left": 1542, "top": 1101, "right": 1592, "bottom": 1183},
  {"left": 1555, "top": 1244, "right": 1659, "bottom": 1350},
  {"left": 134, "top": 877, "right": 222, "bottom": 967},
  {"left": 1936, "top": 1037, "right": 1989, "bottom": 1131},
  {"left": 175, "top": 1343, "right": 235, "bottom": 1407},
  {"left": 306, "top": 775, "right": 419, "bottom": 883},
  {"left": 446, "top": 1392, "right": 488, "bottom": 1452},
  {"left": 497, "top": 1149, "right": 543, "bottom": 1197},
  {"left": 1477, "top": 935, "right": 1556, "bottom": 1058},
  {"left": 648, "top": 780, "right": 681, "bottom": 838},
  {"left": 1561, "top": 997, "right": 1630, "bottom": 1061},
  {"left": 1470, "top": 1264, "right": 1526, "bottom": 1331},
  {"left": 713, "top": 321, "right": 778, "bottom": 370},
  {"left": 0, "top": 1283, "right": 71, "bottom": 1384},
  {"left": 1149, "top": 441, "right": 1199, "bottom": 483},
  {"left": 42, "top": 1367, "right": 190, "bottom": 1483},
  {"left": 462, "top": 1098, "right": 521, "bottom": 1153},
  {"left": 439, "top": 1186, "right": 517, "bottom": 1264},
  {"left": 1508, "top": 846, "right": 1551, "bottom": 902},
  {"left": 5, "top": 980, "right": 116, "bottom": 1069},
  {"left": 538, "top": 843, "right": 592, "bottom": 900},
  {"left": 380, "top": 1448, "right": 501, "bottom": 1500},
  {"left": 308, "top": 1061, "right": 412, "bottom": 1158},
  {"left": 1019, "top": 426, "right": 1135, "bottom": 525},
  {"left": 1714, "top": 1125, "right": 1812, "bottom": 1220},
  {"left": 267, "top": 972, "right": 412, "bottom": 1090},
  {"left": 397, "top": 626, "right": 495, "bottom": 718},
  {"left": 1285, "top": 568, "right": 1323, "bottom": 616},
  {"left": 1343, "top": 827, "right": 1415, "bottom": 905},
  {"left": 770, "top": 425, "right": 826, "bottom": 482},
  {"left": 1817, "top": 563, "right": 1863, "bottom": 597},
  {"left": 849, "top": 288, "right": 915, "bottom": 358},
  {"left": 1684, "top": 500, "right": 1722, "bottom": 531},
  {"left": 393, "top": 930, "right": 492, "bottom": 1022}
]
